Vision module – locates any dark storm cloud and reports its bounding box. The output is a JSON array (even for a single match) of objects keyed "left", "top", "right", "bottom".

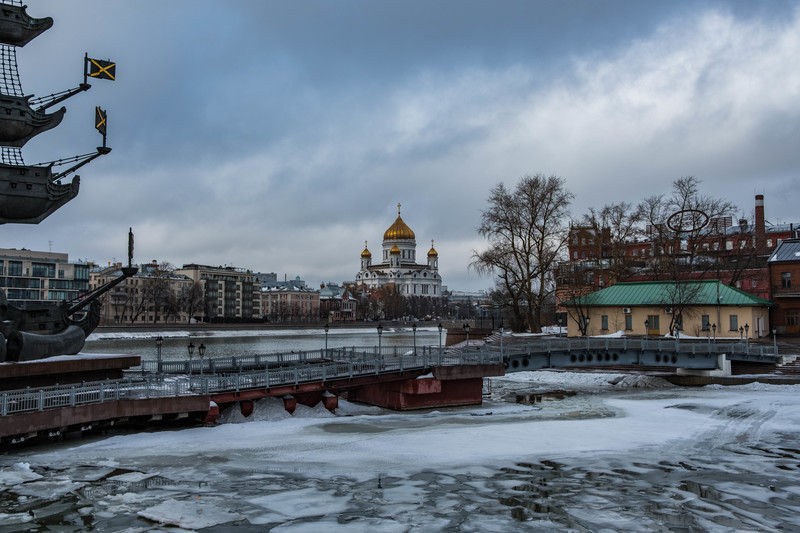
[{"left": 2, "top": 0, "right": 798, "bottom": 290}]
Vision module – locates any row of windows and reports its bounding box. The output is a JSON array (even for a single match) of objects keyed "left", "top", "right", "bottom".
[{"left": 601, "top": 313, "right": 744, "bottom": 332}]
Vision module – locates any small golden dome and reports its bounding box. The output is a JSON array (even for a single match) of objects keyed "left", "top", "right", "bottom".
[
  {"left": 361, "top": 241, "right": 371, "bottom": 258},
  {"left": 383, "top": 203, "right": 416, "bottom": 241},
  {"left": 390, "top": 245, "right": 401, "bottom": 255},
  {"left": 428, "top": 240, "right": 438, "bottom": 257}
]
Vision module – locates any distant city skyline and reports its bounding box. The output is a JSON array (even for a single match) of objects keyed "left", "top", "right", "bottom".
[{"left": 2, "top": 0, "right": 798, "bottom": 292}]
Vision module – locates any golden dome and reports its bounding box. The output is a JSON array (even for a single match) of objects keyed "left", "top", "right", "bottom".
[
  {"left": 361, "top": 241, "right": 372, "bottom": 258},
  {"left": 390, "top": 245, "right": 401, "bottom": 255},
  {"left": 428, "top": 240, "right": 438, "bottom": 257},
  {"left": 383, "top": 203, "right": 416, "bottom": 241}
]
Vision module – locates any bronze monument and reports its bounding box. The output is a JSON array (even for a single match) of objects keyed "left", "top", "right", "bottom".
[{"left": 0, "top": 0, "right": 136, "bottom": 361}]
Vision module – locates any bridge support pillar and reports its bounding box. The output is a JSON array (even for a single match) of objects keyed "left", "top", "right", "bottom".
[
  {"left": 240, "top": 400, "right": 254, "bottom": 417},
  {"left": 348, "top": 365, "right": 503, "bottom": 411},
  {"left": 322, "top": 391, "right": 338, "bottom": 411},
  {"left": 677, "top": 354, "right": 731, "bottom": 377},
  {"left": 203, "top": 401, "right": 220, "bottom": 425},
  {"left": 282, "top": 395, "right": 297, "bottom": 414}
]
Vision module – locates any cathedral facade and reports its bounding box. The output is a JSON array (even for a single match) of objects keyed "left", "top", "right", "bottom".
[{"left": 355, "top": 204, "right": 443, "bottom": 298}]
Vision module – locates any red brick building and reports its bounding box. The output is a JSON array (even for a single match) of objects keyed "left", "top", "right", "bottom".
[{"left": 767, "top": 239, "right": 800, "bottom": 334}]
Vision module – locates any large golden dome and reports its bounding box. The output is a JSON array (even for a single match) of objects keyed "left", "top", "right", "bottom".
[{"left": 383, "top": 203, "right": 416, "bottom": 241}]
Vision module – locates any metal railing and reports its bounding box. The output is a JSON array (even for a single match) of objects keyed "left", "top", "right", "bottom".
[
  {"left": 1, "top": 348, "right": 501, "bottom": 417},
  {"left": 479, "top": 337, "right": 780, "bottom": 360}
]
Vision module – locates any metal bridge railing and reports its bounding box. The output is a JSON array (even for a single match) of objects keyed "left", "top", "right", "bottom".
[
  {"left": 475, "top": 337, "right": 780, "bottom": 360},
  {"left": 1, "top": 349, "right": 502, "bottom": 417}
]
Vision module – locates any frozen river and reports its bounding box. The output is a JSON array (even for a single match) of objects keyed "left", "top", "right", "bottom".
[{"left": 2, "top": 370, "right": 799, "bottom": 531}]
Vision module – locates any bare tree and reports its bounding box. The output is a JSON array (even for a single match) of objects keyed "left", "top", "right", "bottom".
[
  {"left": 638, "top": 176, "right": 736, "bottom": 281},
  {"left": 472, "top": 173, "right": 573, "bottom": 332},
  {"left": 580, "top": 202, "right": 644, "bottom": 283},
  {"left": 180, "top": 281, "right": 205, "bottom": 324}
]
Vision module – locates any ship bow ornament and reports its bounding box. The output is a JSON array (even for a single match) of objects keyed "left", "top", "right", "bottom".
[{"left": 0, "top": 0, "right": 134, "bottom": 361}]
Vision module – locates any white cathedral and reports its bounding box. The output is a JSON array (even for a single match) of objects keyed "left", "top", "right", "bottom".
[{"left": 355, "top": 204, "right": 443, "bottom": 298}]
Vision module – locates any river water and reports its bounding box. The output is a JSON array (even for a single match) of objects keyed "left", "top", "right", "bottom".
[
  {"left": 82, "top": 326, "right": 446, "bottom": 362},
  {"left": 1, "top": 330, "right": 799, "bottom": 531}
]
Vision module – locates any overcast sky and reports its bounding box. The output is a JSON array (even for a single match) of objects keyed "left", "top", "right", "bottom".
[{"left": 3, "top": 0, "right": 799, "bottom": 292}]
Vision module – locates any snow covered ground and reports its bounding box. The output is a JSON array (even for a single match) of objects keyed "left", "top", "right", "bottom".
[{"left": 2, "top": 370, "right": 799, "bottom": 531}]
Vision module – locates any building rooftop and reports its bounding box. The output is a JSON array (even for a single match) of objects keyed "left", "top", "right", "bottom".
[{"left": 565, "top": 280, "right": 771, "bottom": 307}]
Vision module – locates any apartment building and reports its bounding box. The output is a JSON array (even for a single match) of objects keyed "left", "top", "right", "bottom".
[
  {"left": 0, "top": 248, "right": 90, "bottom": 306},
  {"left": 260, "top": 285, "right": 320, "bottom": 323},
  {"left": 175, "top": 264, "right": 259, "bottom": 321},
  {"left": 90, "top": 262, "right": 199, "bottom": 325}
]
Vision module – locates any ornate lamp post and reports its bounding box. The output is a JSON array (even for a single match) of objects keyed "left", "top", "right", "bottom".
[
  {"left": 155, "top": 336, "right": 163, "bottom": 373},
  {"left": 773, "top": 328, "right": 777, "bottom": 353},
  {"left": 324, "top": 323, "right": 330, "bottom": 357},
  {"left": 377, "top": 324, "right": 383, "bottom": 357},
  {"left": 198, "top": 343, "right": 206, "bottom": 378},
  {"left": 463, "top": 322, "right": 470, "bottom": 349},
  {"left": 438, "top": 323, "right": 443, "bottom": 355},
  {"left": 744, "top": 323, "right": 749, "bottom": 349},
  {"left": 644, "top": 319, "right": 649, "bottom": 340},
  {"left": 712, "top": 323, "right": 717, "bottom": 343},
  {"left": 412, "top": 322, "right": 417, "bottom": 355},
  {"left": 739, "top": 325, "right": 744, "bottom": 343},
  {"left": 187, "top": 342, "right": 195, "bottom": 377}
]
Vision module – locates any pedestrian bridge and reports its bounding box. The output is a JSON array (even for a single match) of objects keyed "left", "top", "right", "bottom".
[
  {"left": 0, "top": 337, "right": 783, "bottom": 444},
  {"left": 492, "top": 336, "right": 781, "bottom": 372}
]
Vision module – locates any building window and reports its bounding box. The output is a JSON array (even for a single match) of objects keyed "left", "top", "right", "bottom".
[
  {"left": 767, "top": 238, "right": 773, "bottom": 248},
  {"left": 725, "top": 240, "right": 733, "bottom": 250},
  {"left": 782, "top": 272, "right": 792, "bottom": 289},
  {"left": 624, "top": 315, "right": 632, "bottom": 331},
  {"left": 729, "top": 315, "right": 738, "bottom": 332},
  {"left": 787, "top": 310, "right": 800, "bottom": 327},
  {"left": 7, "top": 261, "right": 22, "bottom": 276},
  {"left": 701, "top": 315, "right": 710, "bottom": 330},
  {"left": 601, "top": 315, "right": 608, "bottom": 331},
  {"left": 647, "top": 315, "right": 659, "bottom": 333}
]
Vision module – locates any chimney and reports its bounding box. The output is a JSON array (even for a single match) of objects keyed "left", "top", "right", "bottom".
[{"left": 755, "top": 194, "right": 765, "bottom": 251}]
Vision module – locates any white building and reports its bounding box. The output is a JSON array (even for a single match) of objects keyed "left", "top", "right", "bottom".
[{"left": 355, "top": 204, "right": 443, "bottom": 297}]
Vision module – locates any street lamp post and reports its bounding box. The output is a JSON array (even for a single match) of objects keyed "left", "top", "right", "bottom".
[
  {"left": 155, "top": 336, "right": 163, "bottom": 373},
  {"left": 773, "top": 328, "right": 777, "bottom": 353},
  {"left": 377, "top": 324, "right": 383, "bottom": 358},
  {"left": 412, "top": 322, "right": 417, "bottom": 355},
  {"left": 644, "top": 319, "right": 649, "bottom": 341},
  {"left": 712, "top": 323, "right": 717, "bottom": 343},
  {"left": 583, "top": 316, "right": 590, "bottom": 349},
  {"left": 438, "top": 323, "right": 443, "bottom": 356},
  {"left": 739, "top": 325, "right": 744, "bottom": 343},
  {"left": 464, "top": 323, "right": 470, "bottom": 349},
  {"left": 187, "top": 342, "right": 195, "bottom": 377},
  {"left": 744, "top": 323, "right": 749, "bottom": 349},
  {"left": 324, "top": 323, "right": 330, "bottom": 357},
  {"left": 198, "top": 343, "right": 206, "bottom": 378}
]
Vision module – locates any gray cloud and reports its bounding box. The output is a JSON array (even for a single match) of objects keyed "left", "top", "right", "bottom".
[{"left": 3, "top": 1, "right": 798, "bottom": 291}]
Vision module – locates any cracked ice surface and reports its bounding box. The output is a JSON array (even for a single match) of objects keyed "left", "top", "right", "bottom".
[{"left": 1, "top": 371, "right": 799, "bottom": 531}]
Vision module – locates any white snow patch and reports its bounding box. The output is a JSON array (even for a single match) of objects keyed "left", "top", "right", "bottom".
[{"left": 0, "top": 463, "right": 43, "bottom": 487}]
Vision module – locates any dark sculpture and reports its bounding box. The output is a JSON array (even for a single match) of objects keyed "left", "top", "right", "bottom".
[
  {"left": 0, "top": 0, "right": 134, "bottom": 361},
  {"left": 0, "top": 2, "right": 52, "bottom": 47}
]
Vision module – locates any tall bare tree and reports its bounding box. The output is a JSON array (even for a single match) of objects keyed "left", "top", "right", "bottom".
[
  {"left": 580, "top": 202, "right": 644, "bottom": 283},
  {"left": 637, "top": 177, "right": 736, "bottom": 333},
  {"left": 472, "top": 173, "right": 573, "bottom": 332},
  {"left": 638, "top": 176, "right": 736, "bottom": 281}
]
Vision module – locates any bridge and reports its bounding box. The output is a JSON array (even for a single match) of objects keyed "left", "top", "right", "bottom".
[{"left": 0, "top": 336, "right": 786, "bottom": 445}]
